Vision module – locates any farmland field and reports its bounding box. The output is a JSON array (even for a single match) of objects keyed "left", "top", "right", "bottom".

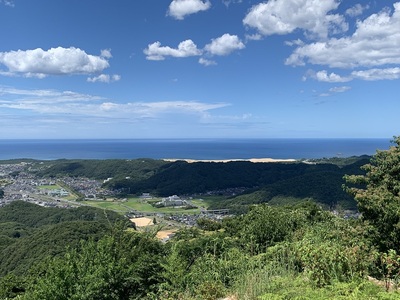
[{"left": 81, "top": 196, "right": 215, "bottom": 215}]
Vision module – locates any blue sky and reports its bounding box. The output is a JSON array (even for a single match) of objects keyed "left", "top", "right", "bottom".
[{"left": 0, "top": 0, "right": 399, "bottom": 139}]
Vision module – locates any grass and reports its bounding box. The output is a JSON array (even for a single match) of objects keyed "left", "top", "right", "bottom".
[
  {"left": 81, "top": 196, "right": 212, "bottom": 215},
  {"left": 37, "top": 184, "right": 62, "bottom": 190},
  {"left": 231, "top": 264, "right": 400, "bottom": 300}
]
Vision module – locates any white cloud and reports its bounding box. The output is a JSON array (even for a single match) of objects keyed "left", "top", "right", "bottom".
[
  {"left": 0, "top": 47, "right": 110, "bottom": 78},
  {"left": 144, "top": 40, "right": 202, "bottom": 60},
  {"left": 0, "top": 86, "right": 103, "bottom": 104},
  {"left": 245, "top": 33, "right": 263, "bottom": 41},
  {"left": 100, "top": 49, "right": 112, "bottom": 59},
  {"left": 285, "top": 39, "right": 305, "bottom": 47},
  {"left": 204, "top": 34, "right": 245, "bottom": 56},
  {"left": 351, "top": 67, "right": 400, "bottom": 81},
  {"left": 286, "top": 3, "right": 400, "bottom": 68},
  {"left": 346, "top": 4, "right": 369, "bottom": 17},
  {"left": 199, "top": 58, "right": 217, "bottom": 66},
  {"left": 308, "top": 70, "right": 351, "bottom": 82},
  {"left": 306, "top": 67, "right": 400, "bottom": 82},
  {"left": 167, "top": 0, "right": 211, "bottom": 20},
  {"left": 144, "top": 34, "right": 244, "bottom": 63},
  {"left": 87, "top": 74, "right": 121, "bottom": 83},
  {"left": 243, "top": 0, "right": 347, "bottom": 39},
  {"left": 0, "top": 87, "right": 229, "bottom": 119},
  {"left": 329, "top": 86, "right": 351, "bottom": 93},
  {"left": 222, "top": 0, "right": 242, "bottom": 7}
]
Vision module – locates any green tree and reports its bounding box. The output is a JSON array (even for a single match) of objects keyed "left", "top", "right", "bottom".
[
  {"left": 0, "top": 189, "right": 4, "bottom": 199},
  {"left": 344, "top": 136, "right": 400, "bottom": 252},
  {"left": 23, "top": 230, "right": 164, "bottom": 300}
]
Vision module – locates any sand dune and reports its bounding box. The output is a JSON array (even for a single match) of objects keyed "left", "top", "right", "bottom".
[{"left": 164, "top": 158, "right": 297, "bottom": 163}]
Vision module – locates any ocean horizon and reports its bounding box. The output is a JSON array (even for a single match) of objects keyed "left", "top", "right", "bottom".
[{"left": 0, "top": 138, "right": 393, "bottom": 161}]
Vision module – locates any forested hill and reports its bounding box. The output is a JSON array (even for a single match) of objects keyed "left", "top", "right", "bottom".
[
  {"left": 0, "top": 201, "right": 126, "bottom": 276},
  {"left": 106, "top": 157, "right": 370, "bottom": 210},
  {"left": 33, "top": 158, "right": 168, "bottom": 180}
]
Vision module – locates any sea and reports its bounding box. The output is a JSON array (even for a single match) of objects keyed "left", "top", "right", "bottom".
[{"left": 0, "top": 138, "right": 393, "bottom": 161}]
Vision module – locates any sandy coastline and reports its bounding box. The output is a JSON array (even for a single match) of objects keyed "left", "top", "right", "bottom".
[{"left": 163, "top": 158, "right": 297, "bottom": 163}]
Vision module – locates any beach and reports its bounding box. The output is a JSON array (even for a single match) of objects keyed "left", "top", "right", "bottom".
[{"left": 163, "top": 158, "right": 297, "bottom": 163}]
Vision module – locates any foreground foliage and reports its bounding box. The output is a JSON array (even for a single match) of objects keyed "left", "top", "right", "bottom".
[{"left": 2, "top": 139, "right": 400, "bottom": 299}]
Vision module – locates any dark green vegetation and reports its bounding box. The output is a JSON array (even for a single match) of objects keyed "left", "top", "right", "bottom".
[
  {"left": 34, "top": 158, "right": 167, "bottom": 181},
  {"left": 0, "top": 201, "right": 127, "bottom": 277},
  {"left": 2, "top": 139, "right": 400, "bottom": 299},
  {"left": 0, "top": 201, "right": 399, "bottom": 299},
  {"left": 32, "top": 156, "right": 371, "bottom": 213}
]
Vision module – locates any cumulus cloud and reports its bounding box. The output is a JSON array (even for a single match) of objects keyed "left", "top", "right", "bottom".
[
  {"left": 144, "top": 40, "right": 202, "bottom": 60},
  {"left": 204, "top": 34, "right": 245, "bottom": 56},
  {"left": 286, "top": 3, "right": 400, "bottom": 68},
  {"left": 305, "top": 70, "right": 351, "bottom": 82},
  {"left": 167, "top": 0, "right": 211, "bottom": 20},
  {"left": 346, "top": 4, "right": 369, "bottom": 17},
  {"left": 0, "top": 47, "right": 110, "bottom": 78},
  {"left": 144, "top": 34, "right": 244, "bottom": 63},
  {"left": 243, "top": 0, "right": 347, "bottom": 39},
  {"left": 87, "top": 74, "right": 121, "bottom": 83}
]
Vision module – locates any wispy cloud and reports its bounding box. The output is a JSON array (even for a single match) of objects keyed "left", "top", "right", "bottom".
[
  {"left": 0, "top": 0, "right": 14, "bottom": 7},
  {"left": 317, "top": 85, "right": 351, "bottom": 97},
  {"left": 0, "top": 86, "right": 229, "bottom": 119},
  {"left": 328, "top": 86, "right": 351, "bottom": 93},
  {"left": 305, "top": 67, "right": 400, "bottom": 82},
  {"left": 199, "top": 58, "right": 217, "bottom": 66},
  {"left": 345, "top": 4, "right": 369, "bottom": 17}
]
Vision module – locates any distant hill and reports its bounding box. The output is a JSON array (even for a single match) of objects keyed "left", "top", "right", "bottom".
[
  {"left": 107, "top": 157, "right": 367, "bottom": 210},
  {"left": 33, "top": 158, "right": 168, "bottom": 181}
]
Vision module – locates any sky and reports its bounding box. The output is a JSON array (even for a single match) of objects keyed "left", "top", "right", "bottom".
[{"left": 0, "top": 0, "right": 399, "bottom": 139}]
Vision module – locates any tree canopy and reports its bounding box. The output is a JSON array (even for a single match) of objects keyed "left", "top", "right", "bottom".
[{"left": 344, "top": 136, "right": 400, "bottom": 252}]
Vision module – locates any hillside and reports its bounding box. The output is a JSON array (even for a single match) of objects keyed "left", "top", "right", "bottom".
[{"left": 0, "top": 201, "right": 126, "bottom": 276}]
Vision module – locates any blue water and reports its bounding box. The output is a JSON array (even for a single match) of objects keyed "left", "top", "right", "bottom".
[{"left": 0, "top": 138, "right": 393, "bottom": 160}]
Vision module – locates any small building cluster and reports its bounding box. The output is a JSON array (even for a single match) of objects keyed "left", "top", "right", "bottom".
[{"left": 155, "top": 195, "right": 188, "bottom": 207}]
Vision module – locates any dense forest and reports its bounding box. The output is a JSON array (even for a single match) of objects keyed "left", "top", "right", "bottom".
[{"left": 1, "top": 139, "right": 400, "bottom": 299}]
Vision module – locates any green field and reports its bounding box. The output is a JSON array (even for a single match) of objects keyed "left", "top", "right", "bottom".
[
  {"left": 81, "top": 196, "right": 216, "bottom": 215},
  {"left": 37, "top": 184, "right": 61, "bottom": 190},
  {"left": 37, "top": 184, "right": 78, "bottom": 201}
]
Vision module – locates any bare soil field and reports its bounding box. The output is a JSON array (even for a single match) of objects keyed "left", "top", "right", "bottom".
[
  {"left": 130, "top": 217, "right": 153, "bottom": 227},
  {"left": 156, "top": 230, "right": 176, "bottom": 240}
]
